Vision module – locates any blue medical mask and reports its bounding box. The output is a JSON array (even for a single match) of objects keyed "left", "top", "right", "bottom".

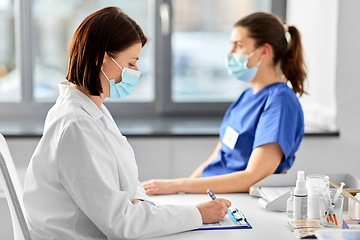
[
  {"left": 226, "top": 49, "right": 262, "bottom": 82},
  {"left": 101, "top": 56, "right": 141, "bottom": 99}
]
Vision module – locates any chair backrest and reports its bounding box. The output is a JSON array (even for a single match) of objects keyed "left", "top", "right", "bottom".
[{"left": 0, "top": 134, "right": 32, "bottom": 240}]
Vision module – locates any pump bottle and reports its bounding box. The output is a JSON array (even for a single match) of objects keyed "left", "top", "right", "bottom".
[{"left": 293, "top": 171, "right": 307, "bottom": 220}]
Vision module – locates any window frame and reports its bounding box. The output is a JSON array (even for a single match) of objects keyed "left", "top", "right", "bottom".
[{"left": 0, "top": 0, "right": 287, "bottom": 119}]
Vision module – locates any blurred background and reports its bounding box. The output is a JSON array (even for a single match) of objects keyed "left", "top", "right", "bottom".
[{"left": 0, "top": 0, "right": 337, "bottom": 132}]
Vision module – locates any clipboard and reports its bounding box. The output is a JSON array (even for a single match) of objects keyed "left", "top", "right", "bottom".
[{"left": 193, "top": 209, "right": 252, "bottom": 231}]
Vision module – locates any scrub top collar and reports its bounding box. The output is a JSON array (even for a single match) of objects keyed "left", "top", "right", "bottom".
[
  {"left": 251, "top": 82, "right": 285, "bottom": 96},
  {"left": 58, "top": 82, "right": 103, "bottom": 121}
]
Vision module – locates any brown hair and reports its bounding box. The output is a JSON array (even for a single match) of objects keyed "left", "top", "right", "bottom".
[
  {"left": 235, "top": 12, "right": 306, "bottom": 96},
  {"left": 66, "top": 6, "right": 147, "bottom": 96}
]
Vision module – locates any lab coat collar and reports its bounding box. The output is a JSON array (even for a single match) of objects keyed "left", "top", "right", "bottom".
[
  {"left": 58, "top": 82, "right": 103, "bottom": 120},
  {"left": 58, "top": 82, "right": 123, "bottom": 137}
]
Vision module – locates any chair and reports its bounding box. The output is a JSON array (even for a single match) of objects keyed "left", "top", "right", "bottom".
[{"left": 0, "top": 134, "right": 32, "bottom": 240}]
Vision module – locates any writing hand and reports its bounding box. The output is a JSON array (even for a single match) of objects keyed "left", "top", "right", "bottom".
[{"left": 196, "top": 198, "right": 231, "bottom": 224}]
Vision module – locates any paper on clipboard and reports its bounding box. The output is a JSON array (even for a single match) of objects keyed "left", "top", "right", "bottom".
[{"left": 194, "top": 209, "right": 252, "bottom": 231}]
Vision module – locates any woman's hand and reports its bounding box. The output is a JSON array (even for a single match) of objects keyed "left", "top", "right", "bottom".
[
  {"left": 142, "top": 179, "right": 185, "bottom": 195},
  {"left": 196, "top": 198, "right": 231, "bottom": 224},
  {"left": 132, "top": 199, "right": 142, "bottom": 204}
]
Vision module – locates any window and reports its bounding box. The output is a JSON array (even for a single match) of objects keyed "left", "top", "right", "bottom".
[
  {"left": 171, "top": 0, "right": 270, "bottom": 102},
  {"left": 1, "top": 0, "right": 291, "bottom": 121},
  {"left": 32, "top": 0, "right": 154, "bottom": 102},
  {"left": 0, "top": 0, "right": 17, "bottom": 102}
]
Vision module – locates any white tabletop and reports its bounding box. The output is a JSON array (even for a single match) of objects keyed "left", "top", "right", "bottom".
[{"left": 144, "top": 193, "right": 295, "bottom": 240}]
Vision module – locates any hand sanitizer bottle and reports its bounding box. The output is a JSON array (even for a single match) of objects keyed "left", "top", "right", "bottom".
[{"left": 293, "top": 171, "right": 307, "bottom": 220}]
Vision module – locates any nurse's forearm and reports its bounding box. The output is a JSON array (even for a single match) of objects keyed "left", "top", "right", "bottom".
[
  {"left": 180, "top": 170, "right": 257, "bottom": 193},
  {"left": 180, "top": 143, "right": 283, "bottom": 193}
]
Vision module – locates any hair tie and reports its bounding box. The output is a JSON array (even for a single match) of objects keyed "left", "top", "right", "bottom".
[
  {"left": 284, "top": 25, "right": 291, "bottom": 43},
  {"left": 284, "top": 25, "right": 289, "bottom": 32}
]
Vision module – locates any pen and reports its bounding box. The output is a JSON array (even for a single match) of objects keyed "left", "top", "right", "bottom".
[
  {"left": 325, "top": 212, "right": 329, "bottom": 223},
  {"left": 207, "top": 189, "right": 217, "bottom": 200},
  {"left": 333, "top": 214, "right": 338, "bottom": 225}
]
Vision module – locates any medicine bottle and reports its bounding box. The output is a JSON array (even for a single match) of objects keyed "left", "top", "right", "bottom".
[
  {"left": 287, "top": 191, "right": 294, "bottom": 218},
  {"left": 293, "top": 171, "right": 307, "bottom": 220},
  {"left": 306, "top": 174, "right": 329, "bottom": 219}
]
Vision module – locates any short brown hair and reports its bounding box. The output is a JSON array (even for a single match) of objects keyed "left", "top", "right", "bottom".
[
  {"left": 235, "top": 12, "right": 306, "bottom": 96},
  {"left": 66, "top": 7, "right": 147, "bottom": 96}
]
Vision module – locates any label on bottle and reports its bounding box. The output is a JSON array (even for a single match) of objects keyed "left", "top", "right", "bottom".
[{"left": 293, "top": 195, "right": 307, "bottom": 220}]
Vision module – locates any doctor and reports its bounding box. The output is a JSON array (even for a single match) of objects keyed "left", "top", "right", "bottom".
[
  {"left": 142, "top": 12, "right": 305, "bottom": 195},
  {"left": 23, "top": 7, "right": 230, "bottom": 240}
]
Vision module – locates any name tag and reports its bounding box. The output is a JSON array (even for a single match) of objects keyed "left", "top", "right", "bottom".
[{"left": 222, "top": 126, "right": 239, "bottom": 150}]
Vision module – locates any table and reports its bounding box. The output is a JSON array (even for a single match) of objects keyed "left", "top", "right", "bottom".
[{"left": 143, "top": 193, "right": 295, "bottom": 240}]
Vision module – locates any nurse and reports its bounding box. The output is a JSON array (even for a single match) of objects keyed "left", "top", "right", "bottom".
[
  {"left": 142, "top": 12, "right": 305, "bottom": 194},
  {"left": 23, "top": 7, "right": 230, "bottom": 240}
]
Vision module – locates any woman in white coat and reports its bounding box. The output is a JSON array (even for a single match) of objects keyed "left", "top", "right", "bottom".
[{"left": 23, "top": 7, "right": 230, "bottom": 240}]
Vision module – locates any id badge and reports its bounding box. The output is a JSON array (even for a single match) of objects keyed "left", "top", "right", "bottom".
[{"left": 222, "top": 126, "right": 239, "bottom": 150}]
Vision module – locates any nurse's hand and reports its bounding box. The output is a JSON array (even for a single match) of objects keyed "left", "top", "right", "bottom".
[
  {"left": 142, "top": 179, "right": 183, "bottom": 195},
  {"left": 196, "top": 199, "right": 231, "bottom": 224}
]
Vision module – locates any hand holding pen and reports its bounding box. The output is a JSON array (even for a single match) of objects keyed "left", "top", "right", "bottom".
[
  {"left": 207, "top": 189, "right": 246, "bottom": 221},
  {"left": 196, "top": 190, "right": 231, "bottom": 224}
]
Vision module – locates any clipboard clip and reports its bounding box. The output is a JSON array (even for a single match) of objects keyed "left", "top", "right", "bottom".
[{"left": 231, "top": 209, "right": 243, "bottom": 221}]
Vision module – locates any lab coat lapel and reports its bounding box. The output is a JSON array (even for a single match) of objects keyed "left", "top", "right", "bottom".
[
  {"left": 99, "top": 105, "right": 122, "bottom": 137},
  {"left": 100, "top": 116, "right": 122, "bottom": 137},
  {"left": 99, "top": 105, "right": 139, "bottom": 193}
]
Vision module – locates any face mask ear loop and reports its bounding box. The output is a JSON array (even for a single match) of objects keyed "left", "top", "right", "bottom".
[
  {"left": 248, "top": 48, "right": 259, "bottom": 58},
  {"left": 109, "top": 55, "right": 124, "bottom": 71},
  {"left": 248, "top": 48, "right": 262, "bottom": 68},
  {"left": 254, "top": 60, "right": 262, "bottom": 68},
  {"left": 100, "top": 69, "right": 110, "bottom": 81}
]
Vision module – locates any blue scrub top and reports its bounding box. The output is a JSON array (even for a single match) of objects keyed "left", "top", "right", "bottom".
[{"left": 201, "top": 82, "right": 304, "bottom": 177}]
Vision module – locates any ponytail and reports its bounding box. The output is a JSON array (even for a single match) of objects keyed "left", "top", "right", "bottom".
[
  {"left": 235, "top": 12, "right": 307, "bottom": 96},
  {"left": 280, "top": 26, "right": 307, "bottom": 96}
]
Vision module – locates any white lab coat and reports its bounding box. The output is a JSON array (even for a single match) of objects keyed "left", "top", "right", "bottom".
[{"left": 23, "top": 82, "right": 202, "bottom": 240}]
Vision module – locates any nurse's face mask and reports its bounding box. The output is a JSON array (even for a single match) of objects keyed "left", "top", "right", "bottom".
[
  {"left": 101, "top": 55, "right": 141, "bottom": 99},
  {"left": 226, "top": 48, "right": 262, "bottom": 82}
]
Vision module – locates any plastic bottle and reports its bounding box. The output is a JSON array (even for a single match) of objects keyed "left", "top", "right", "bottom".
[
  {"left": 306, "top": 174, "right": 329, "bottom": 219},
  {"left": 293, "top": 171, "right": 307, "bottom": 220},
  {"left": 287, "top": 191, "right": 294, "bottom": 218}
]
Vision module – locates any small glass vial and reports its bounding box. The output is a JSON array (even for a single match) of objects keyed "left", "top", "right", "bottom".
[{"left": 287, "top": 191, "right": 294, "bottom": 218}]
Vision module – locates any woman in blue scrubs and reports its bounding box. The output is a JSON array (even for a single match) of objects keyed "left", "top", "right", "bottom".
[{"left": 143, "top": 12, "right": 305, "bottom": 194}]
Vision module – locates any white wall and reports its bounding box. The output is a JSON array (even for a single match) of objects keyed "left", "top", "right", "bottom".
[
  {"left": 287, "top": 0, "right": 338, "bottom": 131},
  {"left": 281, "top": 0, "right": 360, "bottom": 180}
]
